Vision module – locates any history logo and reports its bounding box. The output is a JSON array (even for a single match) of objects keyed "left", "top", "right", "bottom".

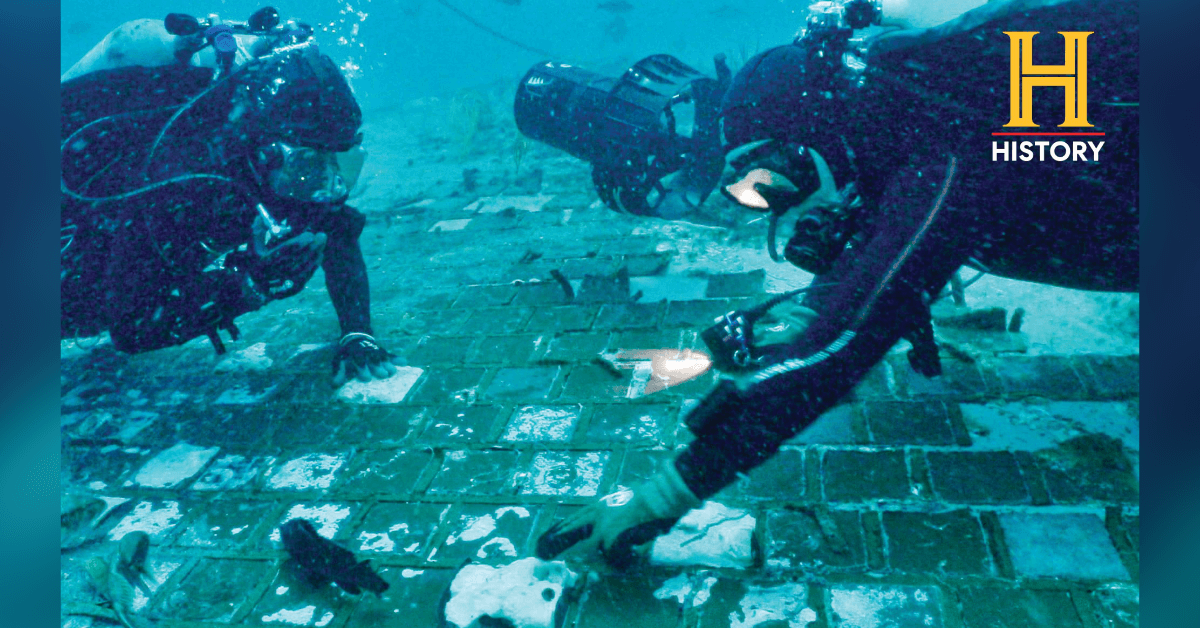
[{"left": 991, "top": 30, "right": 1104, "bottom": 163}]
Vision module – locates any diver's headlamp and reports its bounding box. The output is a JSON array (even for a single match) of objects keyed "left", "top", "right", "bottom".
[{"left": 252, "top": 141, "right": 349, "bottom": 203}]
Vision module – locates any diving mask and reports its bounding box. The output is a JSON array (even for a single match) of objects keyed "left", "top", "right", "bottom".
[
  {"left": 720, "top": 139, "right": 830, "bottom": 214},
  {"left": 253, "top": 141, "right": 350, "bottom": 203},
  {"left": 720, "top": 139, "right": 863, "bottom": 274}
]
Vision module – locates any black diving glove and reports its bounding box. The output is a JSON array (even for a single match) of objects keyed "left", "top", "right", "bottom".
[
  {"left": 239, "top": 231, "right": 327, "bottom": 301},
  {"left": 332, "top": 333, "right": 402, "bottom": 386}
]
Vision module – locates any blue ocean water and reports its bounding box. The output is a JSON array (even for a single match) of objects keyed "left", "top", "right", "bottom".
[
  {"left": 61, "top": 0, "right": 806, "bottom": 112},
  {"left": 56, "top": 2, "right": 1144, "bottom": 626}
]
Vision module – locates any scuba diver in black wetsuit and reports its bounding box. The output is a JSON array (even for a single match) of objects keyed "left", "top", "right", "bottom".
[
  {"left": 60, "top": 7, "right": 401, "bottom": 386},
  {"left": 525, "top": 0, "right": 1138, "bottom": 567}
]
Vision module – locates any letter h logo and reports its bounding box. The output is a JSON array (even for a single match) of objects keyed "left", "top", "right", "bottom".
[{"left": 1004, "top": 31, "right": 1093, "bottom": 127}]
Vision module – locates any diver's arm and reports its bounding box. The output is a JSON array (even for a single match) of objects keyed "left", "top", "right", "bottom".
[
  {"left": 314, "top": 203, "right": 404, "bottom": 384},
  {"left": 313, "top": 204, "right": 373, "bottom": 337},
  {"left": 533, "top": 156, "right": 976, "bottom": 564},
  {"left": 107, "top": 232, "right": 336, "bottom": 353},
  {"left": 675, "top": 157, "right": 973, "bottom": 498},
  {"left": 323, "top": 236, "right": 373, "bottom": 336}
]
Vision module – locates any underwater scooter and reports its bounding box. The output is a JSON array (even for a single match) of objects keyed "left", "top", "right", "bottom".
[{"left": 514, "top": 54, "right": 731, "bottom": 218}]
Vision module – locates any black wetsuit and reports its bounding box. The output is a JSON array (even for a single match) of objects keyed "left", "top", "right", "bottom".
[
  {"left": 677, "top": 0, "right": 1138, "bottom": 498},
  {"left": 60, "top": 64, "right": 374, "bottom": 353}
]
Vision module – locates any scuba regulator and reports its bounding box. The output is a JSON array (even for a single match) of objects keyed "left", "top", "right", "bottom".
[
  {"left": 773, "top": 0, "right": 881, "bottom": 275},
  {"left": 699, "top": 0, "right": 887, "bottom": 374},
  {"left": 513, "top": 54, "right": 730, "bottom": 217},
  {"left": 164, "top": 6, "right": 315, "bottom": 79},
  {"left": 797, "top": 0, "right": 882, "bottom": 48}
]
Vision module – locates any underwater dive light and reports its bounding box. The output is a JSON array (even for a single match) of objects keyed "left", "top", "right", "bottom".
[{"left": 513, "top": 54, "right": 730, "bottom": 217}]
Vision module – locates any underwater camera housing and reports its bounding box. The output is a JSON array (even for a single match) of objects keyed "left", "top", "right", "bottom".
[{"left": 514, "top": 55, "right": 730, "bottom": 216}]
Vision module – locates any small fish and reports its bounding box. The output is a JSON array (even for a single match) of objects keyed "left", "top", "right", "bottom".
[
  {"left": 604, "top": 16, "right": 628, "bottom": 43},
  {"left": 84, "top": 554, "right": 148, "bottom": 628},
  {"left": 549, "top": 269, "right": 574, "bottom": 301},
  {"left": 709, "top": 4, "right": 741, "bottom": 20},
  {"left": 592, "top": 353, "right": 624, "bottom": 378},
  {"left": 115, "top": 531, "right": 153, "bottom": 596},
  {"left": 597, "top": 1, "right": 634, "bottom": 13},
  {"left": 280, "top": 518, "right": 389, "bottom": 596},
  {"left": 400, "top": 1, "right": 423, "bottom": 19}
]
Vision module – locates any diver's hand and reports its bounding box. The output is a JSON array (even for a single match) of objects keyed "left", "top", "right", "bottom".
[
  {"left": 535, "top": 464, "right": 700, "bottom": 569},
  {"left": 332, "top": 333, "right": 402, "bottom": 386},
  {"left": 247, "top": 231, "right": 327, "bottom": 301}
]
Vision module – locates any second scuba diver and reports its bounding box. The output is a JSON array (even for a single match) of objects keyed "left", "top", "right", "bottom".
[{"left": 60, "top": 8, "right": 402, "bottom": 386}]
